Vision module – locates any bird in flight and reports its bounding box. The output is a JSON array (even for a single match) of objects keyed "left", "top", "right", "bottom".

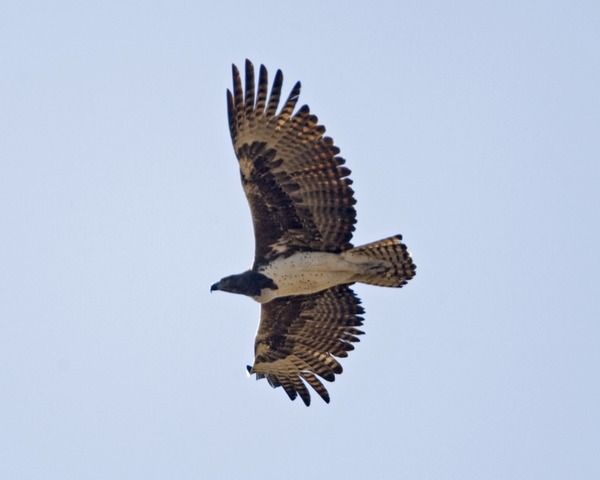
[{"left": 211, "top": 60, "right": 416, "bottom": 405}]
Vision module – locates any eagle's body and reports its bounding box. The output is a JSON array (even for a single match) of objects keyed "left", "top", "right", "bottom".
[
  {"left": 255, "top": 252, "right": 358, "bottom": 303},
  {"left": 211, "top": 60, "right": 416, "bottom": 406}
]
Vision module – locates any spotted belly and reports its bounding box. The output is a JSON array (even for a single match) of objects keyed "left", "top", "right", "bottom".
[{"left": 254, "top": 252, "right": 358, "bottom": 303}]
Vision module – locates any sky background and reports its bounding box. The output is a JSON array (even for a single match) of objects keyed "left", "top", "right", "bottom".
[{"left": 1, "top": 1, "right": 599, "bottom": 479}]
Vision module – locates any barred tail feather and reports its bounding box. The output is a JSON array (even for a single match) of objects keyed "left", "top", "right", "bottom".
[{"left": 347, "top": 235, "right": 416, "bottom": 287}]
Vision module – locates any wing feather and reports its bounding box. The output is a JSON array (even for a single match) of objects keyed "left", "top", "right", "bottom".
[
  {"left": 231, "top": 64, "right": 244, "bottom": 136},
  {"left": 300, "top": 372, "right": 330, "bottom": 404},
  {"left": 228, "top": 60, "right": 357, "bottom": 265},
  {"left": 244, "top": 60, "right": 256, "bottom": 119},
  {"left": 248, "top": 285, "right": 364, "bottom": 406},
  {"left": 278, "top": 80, "right": 301, "bottom": 123},
  {"left": 265, "top": 69, "right": 283, "bottom": 118},
  {"left": 255, "top": 65, "right": 268, "bottom": 113}
]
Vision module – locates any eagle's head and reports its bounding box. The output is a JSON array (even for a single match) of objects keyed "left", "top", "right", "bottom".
[{"left": 211, "top": 270, "right": 278, "bottom": 298}]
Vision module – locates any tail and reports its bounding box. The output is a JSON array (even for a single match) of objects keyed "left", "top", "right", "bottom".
[{"left": 345, "top": 235, "right": 416, "bottom": 288}]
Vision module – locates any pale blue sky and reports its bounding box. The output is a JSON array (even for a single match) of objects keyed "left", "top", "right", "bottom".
[{"left": 1, "top": 1, "right": 599, "bottom": 479}]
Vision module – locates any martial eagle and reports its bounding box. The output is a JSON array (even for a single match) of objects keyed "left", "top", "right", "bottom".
[{"left": 211, "top": 60, "right": 416, "bottom": 405}]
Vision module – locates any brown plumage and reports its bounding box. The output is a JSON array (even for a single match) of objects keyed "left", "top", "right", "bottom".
[
  {"left": 214, "top": 60, "right": 416, "bottom": 406},
  {"left": 227, "top": 60, "right": 356, "bottom": 265},
  {"left": 251, "top": 285, "right": 364, "bottom": 405}
]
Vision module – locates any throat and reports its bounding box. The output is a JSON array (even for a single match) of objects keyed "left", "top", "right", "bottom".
[{"left": 252, "top": 286, "right": 279, "bottom": 304}]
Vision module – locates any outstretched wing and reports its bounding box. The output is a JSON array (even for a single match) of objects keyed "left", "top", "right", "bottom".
[
  {"left": 227, "top": 60, "right": 357, "bottom": 266},
  {"left": 248, "top": 285, "right": 364, "bottom": 406}
]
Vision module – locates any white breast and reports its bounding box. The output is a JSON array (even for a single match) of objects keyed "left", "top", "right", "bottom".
[{"left": 255, "top": 252, "right": 358, "bottom": 303}]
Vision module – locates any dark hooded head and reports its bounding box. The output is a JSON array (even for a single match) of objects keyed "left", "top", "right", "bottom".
[{"left": 211, "top": 270, "right": 278, "bottom": 298}]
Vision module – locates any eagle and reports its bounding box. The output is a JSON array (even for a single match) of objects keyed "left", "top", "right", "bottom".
[{"left": 211, "top": 60, "right": 416, "bottom": 406}]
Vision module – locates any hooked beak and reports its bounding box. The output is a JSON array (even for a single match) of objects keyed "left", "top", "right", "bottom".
[{"left": 210, "top": 282, "right": 219, "bottom": 293}]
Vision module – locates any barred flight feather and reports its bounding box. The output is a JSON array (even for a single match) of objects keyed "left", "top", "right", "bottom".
[
  {"left": 228, "top": 59, "right": 357, "bottom": 264},
  {"left": 249, "top": 285, "right": 364, "bottom": 405}
]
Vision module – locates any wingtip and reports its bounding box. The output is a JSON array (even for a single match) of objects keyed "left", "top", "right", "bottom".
[
  {"left": 245, "top": 59, "right": 254, "bottom": 75},
  {"left": 291, "top": 80, "right": 301, "bottom": 96},
  {"left": 274, "top": 68, "right": 283, "bottom": 83}
]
